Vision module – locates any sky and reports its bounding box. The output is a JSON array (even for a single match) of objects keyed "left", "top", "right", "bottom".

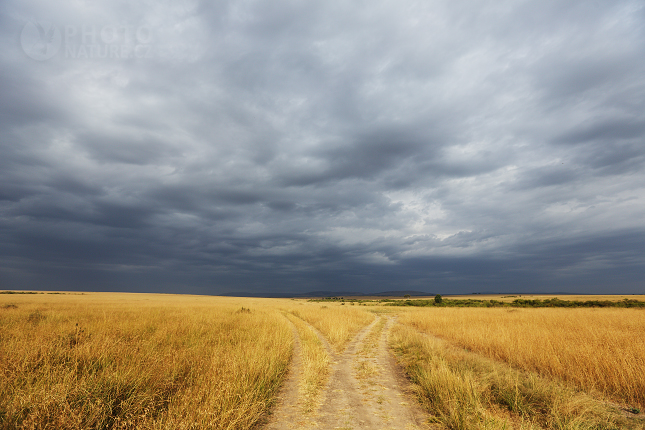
[{"left": 1, "top": 0, "right": 644, "bottom": 295}]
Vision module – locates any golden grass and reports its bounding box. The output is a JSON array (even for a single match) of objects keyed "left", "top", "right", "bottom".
[
  {"left": 287, "top": 303, "right": 375, "bottom": 352},
  {"left": 355, "top": 316, "right": 386, "bottom": 383},
  {"left": 358, "top": 315, "right": 386, "bottom": 357},
  {"left": 397, "top": 307, "right": 645, "bottom": 409},
  {"left": 282, "top": 312, "right": 330, "bottom": 412},
  {"left": 390, "top": 323, "right": 638, "bottom": 430},
  {"left": 0, "top": 293, "right": 292, "bottom": 430},
  {"left": 444, "top": 294, "right": 645, "bottom": 302},
  {"left": 3, "top": 292, "right": 644, "bottom": 430}
]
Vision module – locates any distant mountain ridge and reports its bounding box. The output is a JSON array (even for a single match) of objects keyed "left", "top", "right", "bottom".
[
  {"left": 220, "top": 290, "right": 435, "bottom": 298},
  {"left": 220, "top": 290, "right": 583, "bottom": 298}
]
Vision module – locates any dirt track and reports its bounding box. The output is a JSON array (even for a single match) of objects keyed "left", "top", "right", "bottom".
[{"left": 264, "top": 315, "right": 431, "bottom": 430}]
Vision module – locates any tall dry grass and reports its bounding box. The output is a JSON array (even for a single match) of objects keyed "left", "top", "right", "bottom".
[
  {"left": 355, "top": 316, "right": 386, "bottom": 384},
  {"left": 0, "top": 293, "right": 292, "bottom": 429},
  {"left": 283, "top": 312, "right": 330, "bottom": 412},
  {"left": 389, "top": 323, "right": 635, "bottom": 430},
  {"left": 397, "top": 307, "right": 645, "bottom": 408},
  {"left": 287, "top": 303, "right": 374, "bottom": 352}
]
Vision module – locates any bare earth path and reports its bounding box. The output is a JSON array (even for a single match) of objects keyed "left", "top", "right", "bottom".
[
  {"left": 264, "top": 314, "right": 432, "bottom": 430},
  {"left": 264, "top": 319, "right": 319, "bottom": 430}
]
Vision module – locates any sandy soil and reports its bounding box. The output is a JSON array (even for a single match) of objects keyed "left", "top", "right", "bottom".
[{"left": 264, "top": 315, "right": 433, "bottom": 430}]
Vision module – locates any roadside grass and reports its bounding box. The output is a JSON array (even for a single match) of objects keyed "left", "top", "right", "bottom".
[
  {"left": 283, "top": 312, "right": 330, "bottom": 413},
  {"left": 355, "top": 316, "right": 387, "bottom": 384},
  {"left": 445, "top": 294, "right": 645, "bottom": 302},
  {"left": 0, "top": 294, "right": 292, "bottom": 430},
  {"left": 287, "top": 303, "right": 375, "bottom": 353},
  {"left": 390, "top": 323, "right": 641, "bottom": 430},
  {"left": 358, "top": 315, "right": 386, "bottom": 356},
  {"left": 397, "top": 307, "right": 645, "bottom": 409},
  {"left": 3, "top": 293, "right": 644, "bottom": 430}
]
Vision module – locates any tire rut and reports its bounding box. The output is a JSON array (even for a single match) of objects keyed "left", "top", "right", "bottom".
[
  {"left": 313, "top": 317, "right": 380, "bottom": 429},
  {"left": 263, "top": 319, "right": 317, "bottom": 430},
  {"left": 264, "top": 314, "right": 433, "bottom": 430},
  {"left": 364, "top": 316, "right": 433, "bottom": 429}
]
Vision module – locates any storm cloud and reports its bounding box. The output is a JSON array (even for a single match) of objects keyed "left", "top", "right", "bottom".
[{"left": 1, "top": 0, "right": 644, "bottom": 294}]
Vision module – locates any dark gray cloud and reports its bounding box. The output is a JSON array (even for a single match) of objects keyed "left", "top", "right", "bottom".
[{"left": 1, "top": 0, "right": 644, "bottom": 295}]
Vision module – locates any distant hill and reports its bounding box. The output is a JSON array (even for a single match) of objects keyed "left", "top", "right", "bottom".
[
  {"left": 220, "top": 290, "right": 585, "bottom": 298},
  {"left": 469, "top": 291, "right": 575, "bottom": 296},
  {"left": 220, "top": 290, "right": 434, "bottom": 298},
  {"left": 366, "top": 290, "right": 434, "bottom": 297}
]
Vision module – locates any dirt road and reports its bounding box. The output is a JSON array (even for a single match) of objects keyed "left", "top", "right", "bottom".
[{"left": 264, "top": 314, "right": 432, "bottom": 430}]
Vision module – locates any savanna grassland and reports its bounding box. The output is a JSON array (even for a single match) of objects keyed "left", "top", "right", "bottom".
[
  {"left": 0, "top": 293, "right": 294, "bottom": 430},
  {"left": 285, "top": 302, "right": 375, "bottom": 352},
  {"left": 1, "top": 292, "right": 644, "bottom": 430},
  {"left": 390, "top": 306, "right": 645, "bottom": 429},
  {"left": 397, "top": 307, "right": 645, "bottom": 408}
]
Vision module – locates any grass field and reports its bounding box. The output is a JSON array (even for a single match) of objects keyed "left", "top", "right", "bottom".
[
  {"left": 396, "top": 307, "right": 645, "bottom": 409},
  {"left": 285, "top": 302, "right": 374, "bottom": 352},
  {"left": 1, "top": 292, "right": 644, "bottom": 430},
  {"left": 444, "top": 294, "right": 645, "bottom": 302},
  {"left": 389, "top": 323, "right": 642, "bottom": 430},
  {"left": 0, "top": 293, "right": 293, "bottom": 430},
  {"left": 282, "top": 312, "right": 329, "bottom": 412}
]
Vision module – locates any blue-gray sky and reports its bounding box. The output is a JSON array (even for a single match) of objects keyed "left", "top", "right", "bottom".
[{"left": 1, "top": 0, "right": 644, "bottom": 295}]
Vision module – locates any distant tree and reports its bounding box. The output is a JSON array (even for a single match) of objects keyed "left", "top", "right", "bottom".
[
  {"left": 404, "top": 294, "right": 411, "bottom": 299},
  {"left": 434, "top": 294, "right": 443, "bottom": 304}
]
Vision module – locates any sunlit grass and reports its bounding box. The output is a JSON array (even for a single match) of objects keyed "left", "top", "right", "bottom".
[
  {"left": 355, "top": 316, "right": 386, "bottom": 383},
  {"left": 397, "top": 307, "right": 645, "bottom": 409},
  {"left": 390, "top": 323, "right": 637, "bottom": 430},
  {"left": 2, "top": 293, "right": 643, "bottom": 430},
  {"left": 0, "top": 293, "right": 292, "bottom": 429},
  {"left": 286, "top": 302, "right": 375, "bottom": 352},
  {"left": 283, "top": 312, "right": 330, "bottom": 413}
]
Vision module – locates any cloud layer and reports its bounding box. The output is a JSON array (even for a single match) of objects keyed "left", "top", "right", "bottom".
[{"left": 1, "top": 0, "right": 644, "bottom": 294}]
